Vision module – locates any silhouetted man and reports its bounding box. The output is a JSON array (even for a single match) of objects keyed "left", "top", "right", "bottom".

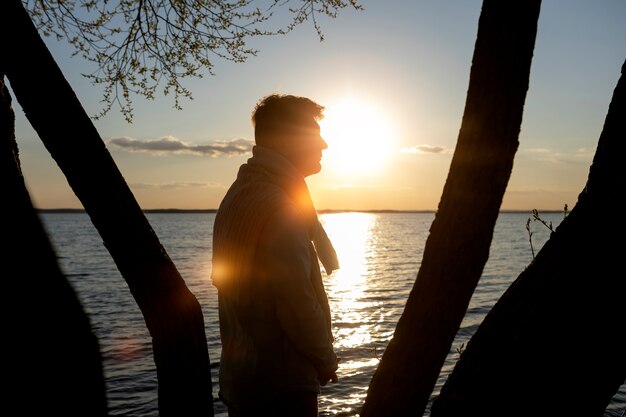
[{"left": 211, "top": 93, "right": 339, "bottom": 416}]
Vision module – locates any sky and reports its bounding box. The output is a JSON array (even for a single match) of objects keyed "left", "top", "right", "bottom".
[{"left": 10, "top": 0, "right": 626, "bottom": 211}]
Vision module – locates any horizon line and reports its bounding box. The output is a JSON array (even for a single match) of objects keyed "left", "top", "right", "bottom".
[{"left": 35, "top": 208, "right": 568, "bottom": 214}]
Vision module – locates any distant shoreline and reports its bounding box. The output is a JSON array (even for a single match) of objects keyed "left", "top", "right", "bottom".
[
  {"left": 35, "top": 208, "right": 567, "bottom": 214},
  {"left": 36, "top": 208, "right": 218, "bottom": 214}
]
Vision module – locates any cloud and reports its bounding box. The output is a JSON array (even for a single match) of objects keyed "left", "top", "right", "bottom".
[
  {"left": 400, "top": 144, "right": 451, "bottom": 154},
  {"left": 399, "top": 144, "right": 595, "bottom": 165},
  {"left": 107, "top": 136, "right": 253, "bottom": 157},
  {"left": 522, "top": 147, "right": 595, "bottom": 165},
  {"left": 130, "top": 181, "right": 224, "bottom": 190}
]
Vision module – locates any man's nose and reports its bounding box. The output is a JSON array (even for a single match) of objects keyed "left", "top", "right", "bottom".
[{"left": 320, "top": 137, "right": 328, "bottom": 149}]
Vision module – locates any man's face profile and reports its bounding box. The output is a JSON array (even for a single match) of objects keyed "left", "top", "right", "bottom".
[{"left": 283, "top": 119, "right": 328, "bottom": 177}]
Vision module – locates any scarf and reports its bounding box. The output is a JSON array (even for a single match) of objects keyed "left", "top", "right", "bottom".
[{"left": 211, "top": 146, "right": 339, "bottom": 299}]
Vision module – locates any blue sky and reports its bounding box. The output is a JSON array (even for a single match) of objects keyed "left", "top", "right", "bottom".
[{"left": 11, "top": 0, "right": 626, "bottom": 211}]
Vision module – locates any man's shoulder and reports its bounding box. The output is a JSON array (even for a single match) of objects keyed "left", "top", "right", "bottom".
[
  {"left": 261, "top": 200, "right": 309, "bottom": 243},
  {"left": 219, "top": 179, "right": 287, "bottom": 213}
]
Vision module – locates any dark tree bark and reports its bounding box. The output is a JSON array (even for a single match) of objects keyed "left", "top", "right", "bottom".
[
  {"left": 431, "top": 60, "right": 626, "bottom": 417},
  {"left": 2, "top": 76, "right": 108, "bottom": 416},
  {"left": 0, "top": 1, "right": 213, "bottom": 415},
  {"left": 361, "top": 1, "right": 541, "bottom": 415}
]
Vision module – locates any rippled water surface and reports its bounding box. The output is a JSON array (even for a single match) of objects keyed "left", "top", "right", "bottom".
[{"left": 40, "top": 212, "right": 624, "bottom": 416}]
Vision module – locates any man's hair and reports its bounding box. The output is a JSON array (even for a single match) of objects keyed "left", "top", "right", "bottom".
[{"left": 252, "top": 94, "right": 325, "bottom": 147}]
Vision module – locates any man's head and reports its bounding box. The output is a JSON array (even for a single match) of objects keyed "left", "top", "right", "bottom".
[{"left": 252, "top": 94, "right": 328, "bottom": 177}]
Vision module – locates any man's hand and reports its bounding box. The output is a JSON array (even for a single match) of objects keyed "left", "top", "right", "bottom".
[{"left": 318, "top": 370, "right": 338, "bottom": 386}]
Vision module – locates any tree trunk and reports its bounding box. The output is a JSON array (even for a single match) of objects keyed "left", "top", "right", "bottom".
[
  {"left": 0, "top": 1, "right": 213, "bottom": 415},
  {"left": 431, "top": 60, "right": 626, "bottom": 417},
  {"left": 361, "top": 1, "right": 541, "bottom": 415},
  {"left": 2, "top": 76, "right": 108, "bottom": 415}
]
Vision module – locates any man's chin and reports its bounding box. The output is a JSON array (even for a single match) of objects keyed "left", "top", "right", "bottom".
[{"left": 304, "top": 163, "right": 322, "bottom": 177}]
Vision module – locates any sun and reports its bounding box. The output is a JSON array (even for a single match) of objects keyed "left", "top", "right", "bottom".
[{"left": 319, "top": 98, "right": 396, "bottom": 178}]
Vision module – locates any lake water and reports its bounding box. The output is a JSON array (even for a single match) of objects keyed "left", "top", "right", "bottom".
[{"left": 39, "top": 211, "right": 625, "bottom": 416}]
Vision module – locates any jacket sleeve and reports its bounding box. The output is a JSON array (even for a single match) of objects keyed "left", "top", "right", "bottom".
[{"left": 258, "top": 205, "right": 338, "bottom": 375}]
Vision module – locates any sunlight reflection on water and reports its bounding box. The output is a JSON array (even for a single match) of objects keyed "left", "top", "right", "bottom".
[
  {"left": 324, "top": 213, "right": 376, "bottom": 351},
  {"left": 319, "top": 213, "right": 396, "bottom": 415}
]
